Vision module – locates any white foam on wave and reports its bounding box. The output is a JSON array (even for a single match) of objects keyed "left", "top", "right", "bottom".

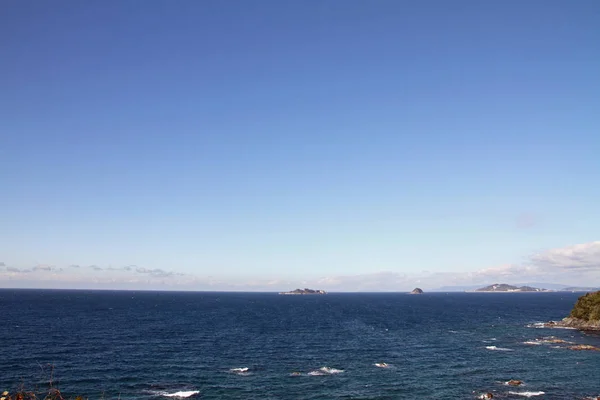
[
  {"left": 526, "top": 322, "right": 575, "bottom": 330},
  {"left": 508, "top": 391, "right": 545, "bottom": 397},
  {"left": 320, "top": 366, "right": 344, "bottom": 374},
  {"left": 485, "top": 346, "right": 513, "bottom": 351},
  {"left": 374, "top": 363, "right": 390, "bottom": 368},
  {"left": 527, "top": 322, "right": 546, "bottom": 329},
  {"left": 228, "top": 367, "right": 251, "bottom": 376},
  {"left": 308, "top": 366, "right": 344, "bottom": 375},
  {"left": 161, "top": 390, "right": 200, "bottom": 398},
  {"left": 307, "top": 370, "right": 327, "bottom": 376}
]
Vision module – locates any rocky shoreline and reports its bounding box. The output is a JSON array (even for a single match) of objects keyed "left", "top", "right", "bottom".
[{"left": 543, "top": 317, "right": 600, "bottom": 331}]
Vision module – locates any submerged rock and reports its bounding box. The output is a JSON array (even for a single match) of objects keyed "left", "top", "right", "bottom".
[
  {"left": 541, "top": 336, "right": 571, "bottom": 344},
  {"left": 568, "top": 344, "right": 600, "bottom": 351},
  {"left": 507, "top": 379, "right": 523, "bottom": 386},
  {"left": 479, "top": 393, "right": 493, "bottom": 399}
]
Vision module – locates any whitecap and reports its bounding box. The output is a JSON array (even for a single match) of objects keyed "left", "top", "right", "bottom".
[
  {"left": 374, "top": 363, "right": 390, "bottom": 368},
  {"left": 229, "top": 367, "right": 249, "bottom": 373},
  {"left": 527, "top": 321, "right": 576, "bottom": 330},
  {"left": 508, "top": 391, "right": 545, "bottom": 397},
  {"left": 161, "top": 390, "right": 200, "bottom": 398},
  {"left": 526, "top": 322, "right": 546, "bottom": 329},
  {"left": 307, "top": 370, "right": 327, "bottom": 376},
  {"left": 320, "top": 366, "right": 344, "bottom": 374},
  {"left": 308, "top": 366, "right": 344, "bottom": 375},
  {"left": 485, "top": 346, "right": 513, "bottom": 351}
]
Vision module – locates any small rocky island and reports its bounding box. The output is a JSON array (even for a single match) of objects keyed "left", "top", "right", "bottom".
[
  {"left": 411, "top": 288, "right": 424, "bottom": 294},
  {"left": 475, "top": 283, "right": 548, "bottom": 292},
  {"left": 279, "top": 288, "right": 327, "bottom": 295},
  {"left": 545, "top": 290, "right": 600, "bottom": 331}
]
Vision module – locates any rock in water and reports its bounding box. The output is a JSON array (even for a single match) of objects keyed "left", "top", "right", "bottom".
[
  {"left": 411, "top": 288, "right": 424, "bottom": 294},
  {"left": 568, "top": 344, "right": 600, "bottom": 351}
]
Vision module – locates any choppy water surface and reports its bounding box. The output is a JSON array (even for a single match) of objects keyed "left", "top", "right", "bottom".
[{"left": 1, "top": 290, "right": 599, "bottom": 399}]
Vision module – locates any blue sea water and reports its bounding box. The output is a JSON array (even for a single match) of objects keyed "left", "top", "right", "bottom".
[{"left": 1, "top": 290, "right": 599, "bottom": 399}]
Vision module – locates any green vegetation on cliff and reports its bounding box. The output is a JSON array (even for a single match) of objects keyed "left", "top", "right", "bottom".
[{"left": 569, "top": 291, "right": 600, "bottom": 322}]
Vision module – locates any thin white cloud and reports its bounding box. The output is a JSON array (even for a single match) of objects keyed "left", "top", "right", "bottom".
[
  {"left": 1, "top": 241, "right": 599, "bottom": 291},
  {"left": 135, "top": 267, "right": 175, "bottom": 277},
  {"left": 32, "top": 264, "right": 53, "bottom": 272},
  {"left": 529, "top": 241, "right": 600, "bottom": 271}
]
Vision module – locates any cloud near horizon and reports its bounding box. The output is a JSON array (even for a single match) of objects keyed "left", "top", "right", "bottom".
[
  {"left": 1, "top": 241, "right": 599, "bottom": 290},
  {"left": 529, "top": 241, "right": 600, "bottom": 271}
]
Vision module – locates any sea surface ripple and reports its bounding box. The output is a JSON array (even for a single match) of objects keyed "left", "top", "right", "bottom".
[{"left": 1, "top": 290, "right": 599, "bottom": 399}]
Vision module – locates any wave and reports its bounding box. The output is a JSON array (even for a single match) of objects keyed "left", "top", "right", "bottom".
[
  {"left": 526, "top": 321, "right": 575, "bottom": 330},
  {"left": 485, "top": 346, "right": 513, "bottom": 351},
  {"left": 161, "top": 390, "right": 200, "bottom": 398},
  {"left": 374, "top": 363, "right": 390, "bottom": 368},
  {"left": 229, "top": 367, "right": 251, "bottom": 376},
  {"left": 308, "top": 366, "right": 344, "bottom": 375},
  {"left": 526, "top": 322, "right": 546, "bottom": 329},
  {"left": 307, "top": 370, "right": 327, "bottom": 376},
  {"left": 522, "top": 337, "right": 573, "bottom": 346},
  {"left": 508, "top": 391, "right": 545, "bottom": 397}
]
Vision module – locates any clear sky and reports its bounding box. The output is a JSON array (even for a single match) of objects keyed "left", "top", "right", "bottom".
[{"left": 1, "top": 0, "right": 599, "bottom": 291}]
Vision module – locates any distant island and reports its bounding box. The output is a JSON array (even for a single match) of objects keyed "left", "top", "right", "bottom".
[
  {"left": 544, "top": 290, "right": 600, "bottom": 331},
  {"left": 411, "top": 288, "right": 424, "bottom": 294},
  {"left": 474, "top": 283, "right": 550, "bottom": 292},
  {"left": 279, "top": 288, "right": 327, "bottom": 295}
]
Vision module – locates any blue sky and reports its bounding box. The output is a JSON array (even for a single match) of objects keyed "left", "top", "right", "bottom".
[{"left": 1, "top": 1, "right": 599, "bottom": 290}]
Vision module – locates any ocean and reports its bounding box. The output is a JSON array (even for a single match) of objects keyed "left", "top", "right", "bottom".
[{"left": 1, "top": 290, "right": 599, "bottom": 399}]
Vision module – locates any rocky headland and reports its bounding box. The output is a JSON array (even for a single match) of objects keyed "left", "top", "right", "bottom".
[{"left": 544, "top": 290, "right": 600, "bottom": 331}]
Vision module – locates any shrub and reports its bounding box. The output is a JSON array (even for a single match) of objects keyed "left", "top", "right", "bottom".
[{"left": 570, "top": 291, "right": 600, "bottom": 322}]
